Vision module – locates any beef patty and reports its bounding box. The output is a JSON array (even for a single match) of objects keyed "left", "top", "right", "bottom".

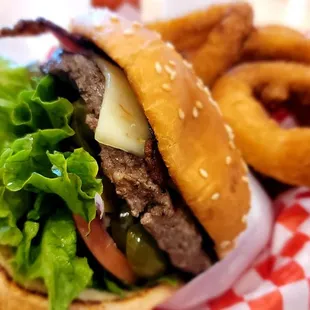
[{"left": 43, "top": 51, "right": 211, "bottom": 274}]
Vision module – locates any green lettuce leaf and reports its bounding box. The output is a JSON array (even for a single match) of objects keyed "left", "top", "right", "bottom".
[
  {"left": 157, "top": 275, "right": 181, "bottom": 287},
  {"left": 104, "top": 278, "right": 126, "bottom": 297},
  {"left": 0, "top": 70, "right": 100, "bottom": 222},
  {"left": 14, "top": 209, "right": 93, "bottom": 310},
  {"left": 2, "top": 145, "right": 100, "bottom": 222},
  {"left": 0, "top": 60, "right": 103, "bottom": 309},
  {"left": 27, "top": 193, "right": 50, "bottom": 221},
  {"left": 0, "top": 146, "right": 31, "bottom": 246},
  {"left": 14, "top": 220, "right": 39, "bottom": 273},
  {"left": 0, "top": 59, "right": 31, "bottom": 152},
  {"left": 0, "top": 186, "right": 30, "bottom": 246},
  {"left": 0, "top": 60, "right": 74, "bottom": 153},
  {"left": 0, "top": 59, "right": 31, "bottom": 101}
]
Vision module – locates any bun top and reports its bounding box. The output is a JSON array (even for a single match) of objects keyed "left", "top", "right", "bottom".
[{"left": 70, "top": 10, "right": 250, "bottom": 256}]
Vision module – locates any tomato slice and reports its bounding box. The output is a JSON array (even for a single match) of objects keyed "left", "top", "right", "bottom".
[{"left": 74, "top": 215, "right": 136, "bottom": 284}]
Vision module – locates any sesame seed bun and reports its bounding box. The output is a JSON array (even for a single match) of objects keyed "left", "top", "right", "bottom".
[
  {"left": 0, "top": 246, "right": 178, "bottom": 310},
  {"left": 70, "top": 9, "right": 251, "bottom": 256},
  {"left": 0, "top": 10, "right": 251, "bottom": 310}
]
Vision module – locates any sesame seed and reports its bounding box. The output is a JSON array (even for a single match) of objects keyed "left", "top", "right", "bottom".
[
  {"left": 204, "top": 86, "right": 211, "bottom": 96},
  {"left": 195, "top": 100, "right": 204, "bottom": 109},
  {"left": 164, "top": 65, "right": 173, "bottom": 73},
  {"left": 210, "top": 96, "right": 216, "bottom": 105},
  {"left": 162, "top": 83, "right": 171, "bottom": 91},
  {"left": 166, "top": 42, "right": 175, "bottom": 49},
  {"left": 199, "top": 168, "right": 208, "bottom": 179},
  {"left": 178, "top": 108, "right": 185, "bottom": 120},
  {"left": 242, "top": 176, "right": 249, "bottom": 183},
  {"left": 211, "top": 192, "right": 220, "bottom": 200},
  {"left": 124, "top": 28, "right": 134, "bottom": 36},
  {"left": 242, "top": 214, "right": 248, "bottom": 224},
  {"left": 164, "top": 65, "right": 176, "bottom": 81},
  {"left": 184, "top": 60, "right": 193, "bottom": 69},
  {"left": 169, "top": 60, "right": 176, "bottom": 67},
  {"left": 209, "top": 98, "right": 222, "bottom": 115},
  {"left": 196, "top": 78, "right": 204, "bottom": 91},
  {"left": 155, "top": 62, "right": 162, "bottom": 74},
  {"left": 242, "top": 161, "right": 249, "bottom": 173},
  {"left": 192, "top": 107, "right": 199, "bottom": 118},
  {"left": 197, "top": 77, "right": 203, "bottom": 84},
  {"left": 110, "top": 15, "right": 119, "bottom": 23},
  {"left": 204, "top": 88, "right": 222, "bottom": 113},
  {"left": 170, "top": 72, "right": 177, "bottom": 81},
  {"left": 226, "top": 156, "right": 232, "bottom": 165},
  {"left": 225, "top": 124, "right": 235, "bottom": 140},
  {"left": 197, "top": 83, "right": 204, "bottom": 92},
  {"left": 164, "top": 65, "right": 173, "bottom": 74},
  {"left": 220, "top": 240, "right": 231, "bottom": 249},
  {"left": 229, "top": 140, "right": 236, "bottom": 149},
  {"left": 132, "top": 21, "right": 142, "bottom": 28},
  {"left": 209, "top": 97, "right": 216, "bottom": 105}
]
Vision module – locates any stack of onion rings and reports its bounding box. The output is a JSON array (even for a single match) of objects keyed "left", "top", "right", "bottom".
[
  {"left": 212, "top": 62, "right": 310, "bottom": 186},
  {"left": 243, "top": 25, "right": 310, "bottom": 64},
  {"left": 147, "top": 3, "right": 253, "bottom": 86},
  {"left": 149, "top": 3, "right": 310, "bottom": 187}
]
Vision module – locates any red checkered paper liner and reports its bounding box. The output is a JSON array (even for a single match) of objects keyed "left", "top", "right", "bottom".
[
  {"left": 199, "top": 108, "right": 307, "bottom": 310},
  {"left": 157, "top": 108, "right": 303, "bottom": 310},
  {"left": 204, "top": 187, "right": 310, "bottom": 310}
]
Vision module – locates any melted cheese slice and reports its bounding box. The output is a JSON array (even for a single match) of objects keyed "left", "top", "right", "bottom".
[{"left": 94, "top": 58, "right": 150, "bottom": 157}]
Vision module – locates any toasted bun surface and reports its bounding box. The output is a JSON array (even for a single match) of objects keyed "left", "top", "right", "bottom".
[
  {"left": 0, "top": 270, "right": 176, "bottom": 310},
  {"left": 0, "top": 10, "right": 251, "bottom": 310},
  {"left": 70, "top": 10, "right": 250, "bottom": 255},
  {"left": 0, "top": 247, "right": 177, "bottom": 310}
]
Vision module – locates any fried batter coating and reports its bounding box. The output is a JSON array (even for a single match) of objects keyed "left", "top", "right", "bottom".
[
  {"left": 212, "top": 61, "right": 310, "bottom": 186},
  {"left": 147, "top": 3, "right": 253, "bottom": 86}
]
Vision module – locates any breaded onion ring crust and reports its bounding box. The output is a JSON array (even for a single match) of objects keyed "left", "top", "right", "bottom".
[
  {"left": 185, "top": 3, "right": 253, "bottom": 86},
  {"left": 243, "top": 25, "right": 310, "bottom": 64},
  {"left": 147, "top": 3, "right": 253, "bottom": 86},
  {"left": 212, "top": 61, "right": 310, "bottom": 186}
]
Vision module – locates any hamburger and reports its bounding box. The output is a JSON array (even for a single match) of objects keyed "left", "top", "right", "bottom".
[{"left": 0, "top": 10, "right": 250, "bottom": 310}]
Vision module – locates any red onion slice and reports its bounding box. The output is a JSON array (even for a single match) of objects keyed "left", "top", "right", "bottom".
[
  {"left": 0, "top": 18, "right": 105, "bottom": 55},
  {"left": 95, "top": 193, "right": 105, "bottom": 220},
  {"left": 158, "top": 173, "right": 274, "bottom": 310}
]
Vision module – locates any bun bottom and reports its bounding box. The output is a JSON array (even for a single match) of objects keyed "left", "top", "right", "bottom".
[
  {"left": 0, "top": 268, "right": 177, "bottom": 310},
  {"left": 0, "top": 246, "right": 178, "bottom": 310}
]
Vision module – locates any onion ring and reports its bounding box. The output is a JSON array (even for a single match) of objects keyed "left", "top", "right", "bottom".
[
  {"left": 243, "top": 25, "right": 310, "bottom": 63},
  {"left": 146, "top": 3, "right": 248, "bottom": 51},
  {"left": 212, "top": 61, "right": 310, "bottom": 186},
  {"left": 185, "top": 3, "right": 253, "bottom": 86},
  {"left": 147, "top": 3, "right": 253, "bottom": 86}
]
